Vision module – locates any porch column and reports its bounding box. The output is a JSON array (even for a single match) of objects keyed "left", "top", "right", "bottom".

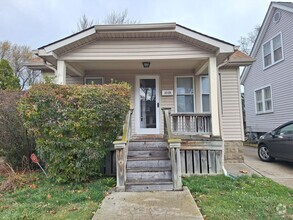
[
  {"left": 209, "top": 57, "right": 220, "bottom": 137},
  {"left": 56, "top": 60, "right": 66, "bottom": 85}
]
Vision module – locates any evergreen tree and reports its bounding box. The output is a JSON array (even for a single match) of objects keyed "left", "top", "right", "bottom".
[{"left": 0, "top": 59, "right": 20, "bottom": 90}]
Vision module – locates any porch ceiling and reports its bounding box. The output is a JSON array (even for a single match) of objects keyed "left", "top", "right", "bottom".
[{"left": 67, "top": 59, "right": 206, "bottom": 74}]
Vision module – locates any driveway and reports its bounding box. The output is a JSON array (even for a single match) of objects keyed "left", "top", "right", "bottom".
[{"left": 244, "top": 145, "right": 293, "bottom": 189}]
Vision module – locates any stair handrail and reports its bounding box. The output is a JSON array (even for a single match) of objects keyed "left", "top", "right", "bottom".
[
  {"left": 113, "top": 109, "right": 133, "bottom": 192},
  {"left": 162, "top": 108, "right": 182, "bottom": 190}
]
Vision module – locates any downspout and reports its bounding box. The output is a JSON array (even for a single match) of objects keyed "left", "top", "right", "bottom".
[{"left": 217, "top": 59, "right": 229, "bottom": 177}]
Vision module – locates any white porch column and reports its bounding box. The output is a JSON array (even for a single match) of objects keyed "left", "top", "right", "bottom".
[
  {"left": 209, "top": 57, "right": 220, "bottom": 137},
  {"left": 56, "top": 60, "right": 66, "bottom": 85}
]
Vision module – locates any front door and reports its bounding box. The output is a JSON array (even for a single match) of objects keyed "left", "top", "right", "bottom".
[{"left": 135, "top": 75, "right": 160, "bottom": 134}]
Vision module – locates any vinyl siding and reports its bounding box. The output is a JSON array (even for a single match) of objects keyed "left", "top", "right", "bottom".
[
  {"left": 221, "top": 68, "right": 244, "bottom": 141},
  {"left": 244, "top": 8, "right": 293, "bottom": 132},
  {"left": 59, "top": 39, "right": 212, "bottom": 60}
]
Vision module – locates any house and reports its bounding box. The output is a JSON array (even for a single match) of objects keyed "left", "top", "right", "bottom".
[
  {"left": 29, "top": 23, "right": 254, "bottom": 191},
  {"left": 241, "top": 2, "right": 293, "bottom": 138}
]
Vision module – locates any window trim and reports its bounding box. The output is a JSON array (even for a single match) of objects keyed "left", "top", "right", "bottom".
[
  {"left": 262, "top": 32, "right": 284, "bottom": 70},
  {"left": 200, "top": 75, "right": 210, "bottom": 113},
  {"left": 174, "top": 76, "right": 196, "bottom": 113},
  {"left": 254, "top": 84, "right": 274, "bottom": 115},
  {"left": 84, "top": 77, "right": 104, "bottom": 85}
]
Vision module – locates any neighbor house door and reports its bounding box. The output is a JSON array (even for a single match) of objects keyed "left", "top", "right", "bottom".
[{"left": 135, "top": 75, "right": 160, "bottom": 134}]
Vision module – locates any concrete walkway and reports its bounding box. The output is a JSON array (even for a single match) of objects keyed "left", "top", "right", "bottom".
[{"left": 92, "top": 187, "right": 203, "bottom": 220}]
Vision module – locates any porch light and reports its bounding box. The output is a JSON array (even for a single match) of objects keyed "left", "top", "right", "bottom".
[{"left": 142, "top": 62, "right": 151, "bottom": 68}]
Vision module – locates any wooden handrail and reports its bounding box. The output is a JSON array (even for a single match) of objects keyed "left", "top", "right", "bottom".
[
  {"left": 121, "top": 109, "right": 133, "bottom": 142},
  {"left": 162, "top": 108, "right": 172, "bottom": 139}
]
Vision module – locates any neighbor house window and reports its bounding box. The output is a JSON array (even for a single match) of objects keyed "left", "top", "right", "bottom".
[
  {"left": 84, "top": 77, "right": 104, "bottom": 85},
  {"left": 255, "top": 85, "right": 273, "bottom": 114},
  {"left": 176, "top": 77, "right": 195, "bottom": 112},
  {"left": 262, "top": 33, "right": 283, "bottom": 68},
  {"left": 201, "top": 76, "right": 210, "bottom": 112}
]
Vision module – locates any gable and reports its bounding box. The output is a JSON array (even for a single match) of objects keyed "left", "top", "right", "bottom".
[
  {"left": 241, "top": 2, "right": 293, "bottom": 84},
  {"left": 59, "top": 38, "right": 214, "bottom": 61}
]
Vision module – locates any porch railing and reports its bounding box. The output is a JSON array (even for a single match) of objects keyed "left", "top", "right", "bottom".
[
  {"left": 113, "top": 109, "right": 133, "bottom": 192},
  {"left": 171, "top": 113, "right": 211, "bottom": 135},
  {"left": 162, "top": 108, "right": 182, "bottom": 190}
]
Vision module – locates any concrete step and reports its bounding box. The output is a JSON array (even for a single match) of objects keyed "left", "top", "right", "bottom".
[
  {"left": 127, "top": 158, "right": 171, "bottom": 168},
  {"left": 128, "top": 149, "right": 168, "bottom": 158},
  {"left": 125, "top": 181, "right": 173, "bottom": 192},
  {"left": 127, "top": 170, "right": 172, "bottom": 181}
]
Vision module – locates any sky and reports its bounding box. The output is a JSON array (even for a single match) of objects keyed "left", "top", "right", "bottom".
[{"left": 0, "top": 0, "right": 286, "bottom": 49}]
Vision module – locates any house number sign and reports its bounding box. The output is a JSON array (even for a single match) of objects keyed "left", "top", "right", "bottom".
[{"left": 162, "top": 90, "right": 173, "bottom": 96}]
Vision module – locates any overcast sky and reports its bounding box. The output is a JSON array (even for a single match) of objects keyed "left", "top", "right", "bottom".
[{"left": 0, "top": 0, "right": 284, "bottom": 49}]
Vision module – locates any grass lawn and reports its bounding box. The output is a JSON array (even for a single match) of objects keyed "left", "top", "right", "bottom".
[
  {"left": 183, "top": 175, "right": 293, "bottom": 220},
  {"left": 0, "top": 172, "right": 115, "bottom": 220}
]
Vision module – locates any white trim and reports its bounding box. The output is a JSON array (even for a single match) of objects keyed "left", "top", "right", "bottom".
[
  {"left": 175, "top": 26, "right": 235, "bottom": 53},
  {"left": 84, "top": 77, "right": 104, "bottom": 85},
  {"left": 200, "top": 75, "right": 210, "bottom": 113},
  {"left": 44, "top": 28, "right": 96, "bottom": 53},
  {"left": 254, "top": 84, "right": 274, "bottom": 114},
  {"left": 262, "top": 32, "right": 284, "bottom": 69},
  {"left": 174, "top": 76, "right": 196, "bottom": 113},
  {"left": 135, "top": 75, "right": 160, "bottom": 134}
]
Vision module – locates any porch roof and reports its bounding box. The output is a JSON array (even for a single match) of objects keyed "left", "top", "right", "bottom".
[{"left": 34, "top": 23, "right": 237, "bottom": 68}]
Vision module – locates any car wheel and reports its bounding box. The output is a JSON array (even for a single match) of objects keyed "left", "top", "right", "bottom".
[{"left": 258, "top": 144, "right": 274, "bottom": 162}]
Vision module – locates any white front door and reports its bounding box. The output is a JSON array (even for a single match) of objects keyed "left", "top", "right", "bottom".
[{"left": 135, "top": 75, "right": 160, "bottom": 134}]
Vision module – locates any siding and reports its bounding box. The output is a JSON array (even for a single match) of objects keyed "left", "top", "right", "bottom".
[
  {"left": 244, "top": 8, "right": 293, "bottom": 132},
  {"left": 59, "top": 39, "right": 212, "bottom": 60},
  {"left": 221, "top": 68, "right": 244, "bottom": 141}
]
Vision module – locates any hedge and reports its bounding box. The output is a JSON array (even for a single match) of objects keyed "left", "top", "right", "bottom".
[{"left": 19, "top": 83, "right": 130, "bottom": 183}]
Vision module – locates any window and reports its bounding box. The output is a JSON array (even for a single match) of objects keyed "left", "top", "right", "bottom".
[
  {"left": 201, "top": 76, "right": 210, "bottom": 112},
  {"left": 262, "top": 33, "right": 283, "bottom": 68},
  {"left": 255, "top": 85, "right": 273, "bottom": 114},
  {"left": 84, "top": 77, "right": 104, "bottom": 85},
  {"left": 176, "top": 77, "right": 194, "bottom": 112}
]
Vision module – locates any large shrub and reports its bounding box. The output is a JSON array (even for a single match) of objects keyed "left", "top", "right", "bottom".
[
  {"left": 19, "top": 83, "right": 130, "bottom": 183},
  {"left": 0, "top": 59, "right": 20, "bottom": 90},
  {"left": 0, "top": 91, "right": 35, "bottom": 170}
]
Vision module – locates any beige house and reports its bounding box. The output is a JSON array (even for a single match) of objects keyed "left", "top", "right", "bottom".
[{"left": 30, "top": 23, "right": 254, "bottom": 191}]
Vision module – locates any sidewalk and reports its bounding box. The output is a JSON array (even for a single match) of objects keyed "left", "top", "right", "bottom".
[{"left": 92, "top": 187, "right": 203, "bottom": 220}]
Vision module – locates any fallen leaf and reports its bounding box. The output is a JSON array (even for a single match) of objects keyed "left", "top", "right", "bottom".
[
  {"left": 49, "top": 210, "right": 57, "bottom": 214},
  {"left": 29, "top": 184, "right": 37, "bottom": 189},
  {"left": 47, "top": 194, "right": 52, "bottom": 199},
  {"left": 69, "top": 207, "right": 78, "bottom": 211},
  {"left": 240, "top": 170, "right": 248, "bottom": 174}
]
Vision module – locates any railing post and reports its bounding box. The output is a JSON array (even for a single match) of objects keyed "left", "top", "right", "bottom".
[
  {"left": 113, "top": 141, "right": 127, "bottom": 192},
  {"left": 168, "top": 139, "right": 182, "bottom": 190}
]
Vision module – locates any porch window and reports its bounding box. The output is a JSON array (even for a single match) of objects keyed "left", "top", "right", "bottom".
[
  {"left": 255, "top": 85, "right": 273, "bottom": 114},
  {"left": 176, "top": 77, "right": 194, "bottom": 112},
  {"left": 201, "top": 76, "right": 210, "bottom": 112},
  {"left": 84, "top": 77, "right": 104, "bottom": 85},
  {"left": 262, "top": 33, "right": 283, "bottom": 69}
]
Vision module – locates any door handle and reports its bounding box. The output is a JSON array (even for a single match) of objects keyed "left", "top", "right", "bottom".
[{"left": 157, "top": 103, "right": 159, "bottom": 108}]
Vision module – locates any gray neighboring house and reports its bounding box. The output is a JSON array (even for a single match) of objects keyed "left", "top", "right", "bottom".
[{"left": 241, "top": 2, "right": 293, "bottom": 137}]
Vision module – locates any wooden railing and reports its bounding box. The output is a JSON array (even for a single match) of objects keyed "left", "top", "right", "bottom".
[
  {"left": 162, "top": 108, "right": 182, "bottom": 190},
  {"left": 171, "top": 113, "right": 211, "bottom": 135},
  {"left": 113, "top": 109, "right": 133, "bottom": 192}
]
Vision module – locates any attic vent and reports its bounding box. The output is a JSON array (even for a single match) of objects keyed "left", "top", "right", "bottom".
[{"left": 273, "top": 11, "right": 281, "bottom": 23}]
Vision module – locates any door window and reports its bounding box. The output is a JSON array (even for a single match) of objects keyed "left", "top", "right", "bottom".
[{"left": 140, "top": 79, "right": 156, "bottom": 128}]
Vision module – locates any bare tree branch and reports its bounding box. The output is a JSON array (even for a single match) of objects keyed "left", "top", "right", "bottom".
[
  {"left": 74, "top": 14, "right": 94, "bottom": 33},
  {"left": 104, "top": 9, "right": 138, "bottom": 25},
  {"left": 238, "top": 25, "right": 261, "bottom": 55}
]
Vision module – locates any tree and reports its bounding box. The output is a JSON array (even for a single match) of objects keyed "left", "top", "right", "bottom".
[
  {"left": 73, "top": 9, "right": 138, "bottom": 32},
  {"left": 0, "top": 59, "right": 20, "bottom": 90},
  {"left": 104, "top": 9, "right": 138, "bottom": 25},
  {"left": 75, "top": 14, "right": 94, "bottom": 32},
  {"left": 238, "top": 25, "right": 261, "bottom": 55},
  {"left": 0, "top": 41, "right": 41, "bottom": 90}
]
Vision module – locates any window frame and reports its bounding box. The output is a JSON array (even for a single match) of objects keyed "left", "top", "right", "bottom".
[
  {"left": 174, "top": 76, "right": 196, "bottom": 113},
  {"left": 262, "top": 32, "right": 284, "bottom": 69},
  {"left": 254, "top": 85, "right": 273, "bottom": 115},
  {"left": 200, "top": 75, "right": 210, "bottom": 113},
  {"left": 84, "top": 77, "right": 104, "bottom": 85}
]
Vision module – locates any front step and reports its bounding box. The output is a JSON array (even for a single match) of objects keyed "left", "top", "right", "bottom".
[
  {"left": 127, "top": 157, "right": 171, "bottom": 168},
  {"left": 125, "top": 181, "right": 173, "bottom": 192},
  {"left": 125, "top": 139, "right": 173, "bottom": 192}
]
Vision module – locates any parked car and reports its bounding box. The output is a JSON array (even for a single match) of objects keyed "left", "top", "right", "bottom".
[{"left": 258, "top": 121, "right": 293, "bottom": 162}]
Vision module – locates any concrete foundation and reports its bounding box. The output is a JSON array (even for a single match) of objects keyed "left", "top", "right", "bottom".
[{"left": 224, "top": 141, "right": 244, "bottom": 163}]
